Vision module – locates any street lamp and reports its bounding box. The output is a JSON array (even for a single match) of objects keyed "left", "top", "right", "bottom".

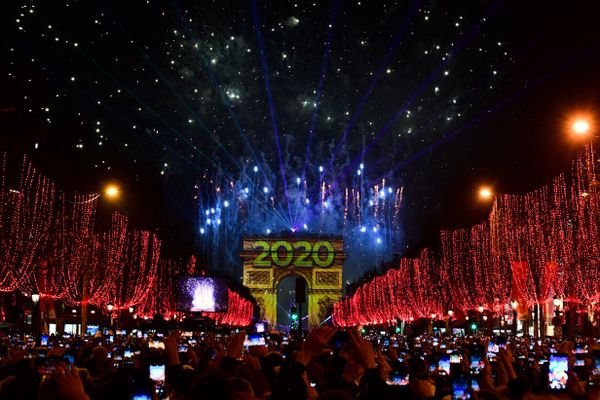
[
  {"left": 107, "top": 302, "right": 114, "bottom": 331},
  {"left": 478, "top": 186, "right": 494, "bottom": 201},
  {"left": 75, "top": 184, "right": 121, "bottom": 204},
  {"left": 31, "top": 292, "right": 40, "bottom": 334},
  {"left": 553, "top": 297, "right": 561, "bottom": 308},
  {"left": 104, "top": 184, "right": 120, "bottom": 199},
  {"left": 567, "top": 113, "right": 595, "bottom": 140},
  {"left": 572, "top": 119, "right": 590, "bottom": 135}
]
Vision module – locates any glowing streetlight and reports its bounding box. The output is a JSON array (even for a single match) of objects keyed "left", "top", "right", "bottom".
[
  {"left": 572, "top": 119, "right": 590, "bottom": 135},
  {"left": 478, "top": 186, "right": 493, "bottom": 200},
  {"left": 567, "top": 113, "right": 595, "bottom": 140},
  {"left": 104, "top": 185, "right": 120, "bottom": 199},
  {"left": 31, "top": 292, "right": 40, "bottom": 305}
]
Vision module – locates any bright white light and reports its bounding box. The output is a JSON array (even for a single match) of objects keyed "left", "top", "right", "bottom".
[
  {"left": 319, "top": 165, "right": 323, "bottom": 172},
  {"left": 266, "top": 229, "right": 271, "bottom": 234},
  {"left": 244, "top": 187, "right": 249, "bottom": 193},
  {"left": 388, "top": 187, "right": 393, "bottom": 194},
  {"left": 357, "top": 170, "right": 362, "bottom": 175},
  {"left": 573, "top": 119, "right": 590, "bottom": 135},
  {"left": 191, "top": 281, "right": 215, "bottom": 312},
  {"left": 373, "top": 226, "right": 377, "bottom": 232},
  {"left": 200, "top": 228, "right": 205, "bottom": 234},
  {"left": 369, "top": 200, "right": 374, "bottom": 206},
  {"left": 263, "top": 186, "right": 268, "bottom": 193},
  {"left": 217, "top": 219, "right": 221, "bottom": 225},
  {"left": 205, "top": 210, "right": 210, "bottom": 216},
  {"left": 360, "top": 163, "right": 364, "bottom": 170},
  {"left": 303, "top": 224, "right": 308, "bottom": 229},
  {"left": 296, "top": 177, "right": 301, "bottom": 184},
  {"left": 360, "top": 226, "right": 366, "bottom": 233},
  {"left": 254, "top": 166, "right": 258, "bottom": 172},
  {"left": 206, "top": 218, "right": 212, "bottom": 225},
  {"left": 376, "top": 238, "right": 382, "bottom": 244},
  {"left": 224, "top": 200, "right": 229, "bottom": 207},
  {"left": 305, "top": 198, "right": 310, "bottom": 204},
  {"left": 210, "top": 208, "right": 215, "bottom": 214}
]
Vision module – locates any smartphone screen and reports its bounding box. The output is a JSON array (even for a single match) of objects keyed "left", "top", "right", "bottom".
[
  {"left": 439, "top": 355, "right": 451, "bottom": 375},
  {"left": 386, "top": 372, "right": 409, "bottom": 386},
  {"left": 450, "top": 353, "right": 462, "bottom": 364},
  {"left": 124, "top": 350, "right": 132, "bottom": 358},
  {"left": 470, "top": 353, "right": 485, "bottom": 374},
  {"left": 593, "top": 351, "right": 600, "bottom": 376},
  {"left": 573, "top": 343, "right": 588, "bottom": 354},
  {"left": 471, "top": 378, "right": 480, "bottom": 392},
  {"left": 149, "top": 364, "right": 166, "bottom": 383},
  {"left": 452, "top": 375, "right": 471, "bottom": 399},
  {"left": 131, "top": 395, "right": 152, "bottom": 400},
  {"left": 549, "top": 354, "right": 568, "bottom": 390},
  {"left": 40, "top": 335, "right": 48, "bottom": 347}
]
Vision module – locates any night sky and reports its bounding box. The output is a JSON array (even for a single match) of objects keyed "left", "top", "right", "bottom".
[{"left": 2, "top": 0, "right": 599, "bottom": 276}]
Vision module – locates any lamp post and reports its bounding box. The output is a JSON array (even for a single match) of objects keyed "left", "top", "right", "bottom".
[
  {"left": 511, "top": 300, "right": 519, "bottom": 336},
  {"left": 31, "top": 292, "right": 40, "bottom": 334},
  {"left": 79, "top": 184, "right": 121, "bottom": 336},
  {"left": 107, "top": 302, "right": 114, "bottom": 332}
]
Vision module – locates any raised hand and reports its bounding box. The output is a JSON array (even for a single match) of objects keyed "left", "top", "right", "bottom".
[
  {"left": 347, "top": 328, "right": 376, "bottom": 369},
  {"left": 226, "top": 332, "right": 246, "bottom": 359},
  {"left": 51, "top": 366, "right": 89, "bottom": 400},
  {"left": 296, "top": 327, "right": 336, "bottom": 366}
]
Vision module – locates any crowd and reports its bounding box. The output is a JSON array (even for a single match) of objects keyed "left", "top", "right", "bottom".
[{"left": 0, "top": 327, "right": 598, "bottom": 400}]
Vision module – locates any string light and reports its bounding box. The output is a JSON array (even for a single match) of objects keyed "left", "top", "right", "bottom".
[{"left": 333, "top": 144, "right": 600, "bottom": 326}]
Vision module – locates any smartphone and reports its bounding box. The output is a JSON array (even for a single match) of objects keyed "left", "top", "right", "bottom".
[
  {"left": 149, "top": 364, "right": 166, "bottom": 383},
  {"left": 244, "top": 334, "right": 266, "bottom": 348},
  {"left": 439, "top": 355, "right": 451, "bottom": 375},
  {"left": 124, "top": 349, "right": 132, "bottom": 358},
  {"left": 573, "top": 343, "right": 588, "bottom": 354},
  {"left": 131, "top": 395, "right": 152, "bottom": 400},
  {"left": 452, "top": 375, "right": 471, "bottom": 399},
  {"left": 328, "top": 330, "right": 350, "bottom": 349},
  {"left": 40, "top": 335, "right": 48, "bottom": 347},
  {"left": 386, "top": 371, "right": 409, "bottom": 386},
  {"left": 471, "top": 377, "right": 480, "bottom": 392},
  {"left": 108, "top": 336, "right": 114, "bottom": 343},
  {"left": 593, "top": 350, "right": 600, "bottom": 377},
  {"left": 549, "top": 354, "right": 568, "bottom": 391},
  {"left": 450, "top": 353, "right": 462, "bottom": 364},
  {"left": 382, "top": 338, "right": 390, "bottom": 351},
  {"left": 470, "top": 351, "right": 485, "bottom": 375},
  {"left": 65, "top": 354, "right": 75, "bottom": 364},
  {"left": 496, "top": 336, "right": 507, "bottom": 349},
  {"left": 178, "top": 344, "right": 188, "bottom": 353}
]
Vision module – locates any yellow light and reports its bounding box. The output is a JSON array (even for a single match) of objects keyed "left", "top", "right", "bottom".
[
  {"left": 479, "top": 186, "right": 493, "bottom": 200},
  {"left": 104, "top": 185, "right": 119, "bottom": 199},
  {"left": 572, "top": 119, "right": 590, "bottom": 135}
]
